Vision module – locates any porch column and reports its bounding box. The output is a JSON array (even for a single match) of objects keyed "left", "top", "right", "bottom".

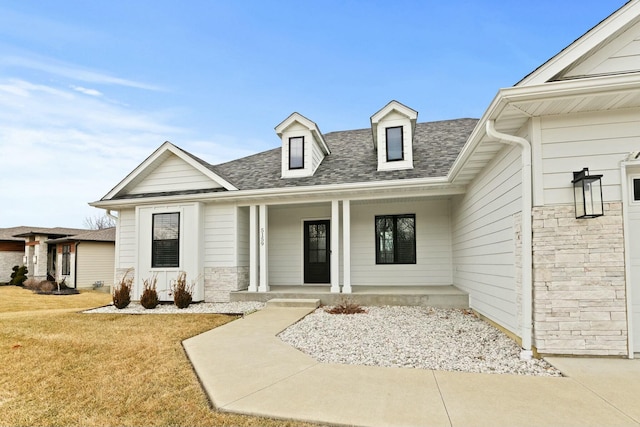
[
  {"left": 331, "top": 200, "right": 340, "bottom": 293},
  {"left": 258, "top": 204, "right": 269, "bottom": 292},
  {"left": 342, "top": 199, "right": 352, "bottom": 293},
  {"left": 248, "top": 205, "right": 258, "bottom": 292}
]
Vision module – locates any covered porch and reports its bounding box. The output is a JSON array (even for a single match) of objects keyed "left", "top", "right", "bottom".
[{"left": 231, "top": 284, "right": 468, "bottom": 307}]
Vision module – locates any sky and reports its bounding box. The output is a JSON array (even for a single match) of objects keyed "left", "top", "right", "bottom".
[{"left": 0, "top": 0, "right": 628, "bottom": 228}]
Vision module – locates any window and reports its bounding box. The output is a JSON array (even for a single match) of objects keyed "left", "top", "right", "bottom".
[
  {"left": 634, "top": 178, "right": 640, "bottom": 201},
  {"left": 386, "top": 126, "right": 404, "bottom": 161},
  {"left": 289, "top": 136, "right": 304, "bottom": 169},
  {"left": 375, "top": 214, "right": 416, "bottom": 264},
  {"left": 61, "top": 244, "right": 71, "bottom": 275},
  {"left": 152, "top": 212, "right": 180, "bottom": 268}
]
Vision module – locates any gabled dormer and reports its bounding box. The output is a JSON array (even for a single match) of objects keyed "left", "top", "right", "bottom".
[
  {"left": 370, "top": 100, "right": 418, "bottom": 171},
  {"left": 275, "top": 112, "right": 330, "bottom": 178}
]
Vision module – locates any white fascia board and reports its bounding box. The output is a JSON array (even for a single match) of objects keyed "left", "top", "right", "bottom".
[
  {"left": 518, "top": 1, "right": 640, "bottom": 86},
  {"left": 101, "top": 142, "right": 237, "bottom": 201},
  {"left": 90, "top": 176, "right": 461, "bottom": 209},
  {"left": 448, "top": 72, "right": 640, "bottom": 182}
]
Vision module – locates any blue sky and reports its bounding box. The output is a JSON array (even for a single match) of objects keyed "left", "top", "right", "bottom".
[{"left": 0, "top": 0, "right": 627, "bottom": 228}]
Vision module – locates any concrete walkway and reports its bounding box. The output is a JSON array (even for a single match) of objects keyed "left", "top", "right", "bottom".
[{"left": 183, "top": 301, "right": 640, "bottom": 427}]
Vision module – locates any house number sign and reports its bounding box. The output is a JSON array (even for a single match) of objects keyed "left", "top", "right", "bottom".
[{"left": 260, "top": 228, "right": 265, "bottom": 246}]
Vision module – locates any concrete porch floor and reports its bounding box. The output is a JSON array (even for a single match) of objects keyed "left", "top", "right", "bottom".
[{"left": 229, "top": 284, "right": 469, "bottom": 308}]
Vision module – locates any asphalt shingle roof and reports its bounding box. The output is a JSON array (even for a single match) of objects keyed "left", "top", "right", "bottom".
[{"left": 213, "top": 118, "right": 478, "bottom": 190}]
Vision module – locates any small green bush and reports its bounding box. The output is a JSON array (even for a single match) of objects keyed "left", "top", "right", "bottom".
[
  {"left": 113, "top": 272, "right": 133, "bottom": 309},
  {"left": 140, "top": 276, "right": 159, "bottom": 309},
  {"left": 172, "top": 272, "right": 192, "bottom": 309},
  {"left": 9, "top": 265, "right": 28, "bottom": 286}
]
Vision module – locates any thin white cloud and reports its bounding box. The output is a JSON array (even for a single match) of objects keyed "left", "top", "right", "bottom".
[{"left": 71, "top": 85, "right": 102, "bottom": 97}]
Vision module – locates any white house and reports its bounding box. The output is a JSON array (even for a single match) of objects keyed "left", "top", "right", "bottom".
[{"left": 92, "top": 0, "right": 640, "bottom": 358}]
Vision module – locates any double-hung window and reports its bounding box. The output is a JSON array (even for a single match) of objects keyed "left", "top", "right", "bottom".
[
  {"left": 375, "top": 214, "right": 416, "bottom": 264},
  {"left": 152, "top": 212, "right": 180, "bottom": 268},
  {"left": 61, "top": 244, "right": 71, "bottom": 275},
  {"left": 385, "top": 126, "right": 404, "bottom": 161},
  {"left": 289, "top": 136, "right": 304, "bottom": 169}
]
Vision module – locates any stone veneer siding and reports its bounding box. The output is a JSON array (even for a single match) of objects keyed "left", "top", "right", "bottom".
[
  {"left": 532, "top": 203, "right": 627, "bottom": 356},
  {"left": 204, "top": 266, "right": 249, "bottom": 302}
]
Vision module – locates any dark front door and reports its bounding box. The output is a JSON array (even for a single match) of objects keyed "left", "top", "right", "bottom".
[{"left": 304, "top": 220, "right": 330, "bottom": 283}]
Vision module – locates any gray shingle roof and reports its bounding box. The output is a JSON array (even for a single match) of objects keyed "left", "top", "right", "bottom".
[
  {"left": 213, "top": 118, "right": 478, "bottom": 190},
  {"left": 47, "top": 227, "right": 116, "bottom": 243},
  {"left": 7, "top": 227, "right": 89, "bottom": 239}
]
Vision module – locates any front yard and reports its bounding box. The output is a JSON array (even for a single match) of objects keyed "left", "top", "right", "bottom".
[{"left": 0, "top": 286, "right": 312, "bottom": 427}]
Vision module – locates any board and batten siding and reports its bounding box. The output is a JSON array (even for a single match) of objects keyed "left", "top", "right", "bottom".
[
  {"left": 350, "top": 199, "right": 451, "bottom": 286},
  {"left": 116, "top": 208, "right": 136, "bottom": 269},
  {"left": 452, "top": 144, "right": 522, "bottom": 333},
  {"left": 540, "top": 108, "right": 640, "bottom": 205},
  {"left": 76, "top": 242, "right": 115, "bottom": 288},
  {"left": 129, "top": 153, "right": 221, "bottom": 195}
]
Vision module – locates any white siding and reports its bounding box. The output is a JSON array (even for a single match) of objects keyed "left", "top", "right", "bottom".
[
  {"left": 268, "top": 205, "right": 331, "bottom": 285},
  {"left": 350, "top": 199, "right": 451, "bottom": 286},
  {"left": 129, "top": 153, "right": 221, "bottom": 195},
  {"left": 204, "top": 203, "right": 237, "bottom": 268},
  {"left": 76, "top": 242, "right": 115, "bottom": 288},
  {"left": 236, "top": 206, "right": 249, "bottom": 267},
  {"left": 117, "top": 209, "right": 136, "bottom": 269},
  {"left": 452, "top": 145, "right": 522, "bottom": 333},
  {"left": 541, "top": 108, "right": 640, "bottom": 205},
  {"left": 311, "top": 139, "right": 324, "bottom": 172}
]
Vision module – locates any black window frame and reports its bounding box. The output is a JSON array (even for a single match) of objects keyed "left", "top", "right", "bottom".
[
  {"left": 385, "top": 126, "right": 404, "bottom": 162},
  {"left": 61, "top": 244, "right": 71, "bottom": 276},
  {"left": 152, "top": 212, "right": 180, "bottom": 268},
  {"left": 634, "top": 178, "right": 640, "bottom": 201},
  {"left": 289, "top": 136, "right": 304, "bottom": 170},
  {"left": 375, "top": 214, "right": 416, "bottom": 264}
]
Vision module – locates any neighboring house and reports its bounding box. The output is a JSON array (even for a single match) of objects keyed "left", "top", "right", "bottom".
[
  {"left": 91, "top": 1, "right": 640, "bottom": 357},
  {"left": 0, "top": 226, "right": 115, "bottom": 289},
  {"left": 46, "top": 228, "right": 116, "bottom": 289}
]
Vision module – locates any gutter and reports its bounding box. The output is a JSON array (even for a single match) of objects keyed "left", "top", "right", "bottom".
[{"left": 486, "top": 120, "right": 534, "bottom": 361}]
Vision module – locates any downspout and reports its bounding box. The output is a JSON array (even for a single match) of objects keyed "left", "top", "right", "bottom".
[
  {"left": 106, "top": 210, "right": 118, "bottom": 221},
  {"left": 486, "top": 120, "right": 533, "bottom": 361}
]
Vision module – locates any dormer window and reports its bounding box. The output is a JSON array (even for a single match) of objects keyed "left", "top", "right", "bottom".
[
  {"left": 289, "top": 136, "right": 304, "bottom": 169},
  {"left": 386, "top": 127, "right": 404, "bottom": 161}
]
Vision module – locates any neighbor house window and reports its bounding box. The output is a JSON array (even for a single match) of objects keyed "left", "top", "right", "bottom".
[
  {"left": 375, "top": 214, "right": 416, "bottom": 264},
  {"left": 152, "top": 212, "right": 180, "bottom": 268},
  {"left": 289, "top": 136, "right": 304, "bottom": 169},
  {"left": 61, "top": 244, "right": 71, "bottom": 275},
  {"left": 386, "top": 126, "right": 404, "bottom": 161}
]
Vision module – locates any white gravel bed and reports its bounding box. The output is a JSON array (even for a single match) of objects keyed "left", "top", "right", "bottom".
[
  {"left": 84, "top": 301, "right": 265, "bottom": 314},
  {"left": 278, "top": 306, "right": 562, "bottom": 377}
]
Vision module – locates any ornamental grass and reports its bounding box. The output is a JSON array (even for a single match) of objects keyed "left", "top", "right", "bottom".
[{"left": 0, "top": 286, "right": 312, "bottom": 427}]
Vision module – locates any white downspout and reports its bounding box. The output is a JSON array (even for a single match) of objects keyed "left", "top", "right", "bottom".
[
  {"left": 106, "top": 210, "right": 118, "bottom": 221},
  {"left": 486, "top": 120, "right": 533, "bottom": 360}
]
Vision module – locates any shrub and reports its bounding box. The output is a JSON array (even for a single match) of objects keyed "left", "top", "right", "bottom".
[
  {"left": 9, "top": 265, "right": 28, "bottom": 286},
  {"left": 325, "top": 299, "right": 366, "bottom": 315},
  {"left": 172, "top": 272, "right": 193, "bottom": 309},
  {"left": 140, "top": 276, "right": 159, "bottom": 309},
  {"left": 112, "top": 272, "right": 133, "bottom": 309},
  {"left": 23, "top": 278, "right": 39, "bottom": 290},
  {"left": 38, "top": 281, "right": 55, "bottom": 293}
]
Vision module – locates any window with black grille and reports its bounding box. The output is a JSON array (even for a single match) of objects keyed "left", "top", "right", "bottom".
[{"left": 375, "top": 214, "right": 416, "bottom": 264}]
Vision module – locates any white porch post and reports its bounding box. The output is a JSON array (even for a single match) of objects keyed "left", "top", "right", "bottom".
[
  {"left": 331, "top": 200, "right": 340, "bottom": 293},
  {"left": 258, "top": 204, "right": 269, "bottom": 292},
  {"left": 342, "top": 199, "right": 352, "bottom": 293},
  {"left": 248, "top": 205, "right": 258, "bottom": 292}
]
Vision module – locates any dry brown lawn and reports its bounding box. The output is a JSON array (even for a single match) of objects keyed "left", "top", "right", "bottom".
[{"left": 0, "top": 286, "right": 314, "bottom": 427}]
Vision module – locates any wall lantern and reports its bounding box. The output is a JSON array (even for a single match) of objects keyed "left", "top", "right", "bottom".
[{"left": 572, "top": 168, "right": 604, "bottom": 219}]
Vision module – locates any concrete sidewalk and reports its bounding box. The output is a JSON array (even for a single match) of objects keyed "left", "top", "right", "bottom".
[{"left": 183, "top": 301, "right": 640, "bottom": 427}]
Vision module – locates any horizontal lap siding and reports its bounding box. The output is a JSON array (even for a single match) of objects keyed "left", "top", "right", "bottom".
[
  {"left": 76, "top": 243, "right": 115, "bottom": 288},
  {"left": 541, "top": 108, "right": 640, "bottom": 205},
  {"left": 350, "top": 200, "right": 452, "bottom": 286},
  {"left": 237, "top": 207, "right": 249, "bottom": 267},
  {"left": 117, "top": 209, "right": 136, "bottom": 268},
  {"left": 204, "top": 204, "right": 236, "bottom": 267},
  {"left": 452, "top": 145, "right": 521, "bottom": 333},
  {"left": 130, "top": 154, "right": 220, "bottom": 194}
]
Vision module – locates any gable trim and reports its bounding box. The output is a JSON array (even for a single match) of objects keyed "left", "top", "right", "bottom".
[{"left": 102, "top": 141, "right": 237, "bottom": 200}]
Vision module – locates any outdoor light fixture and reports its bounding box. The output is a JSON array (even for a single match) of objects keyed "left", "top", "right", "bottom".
[{"left": 572, "top": 168, "right": 604, "bottom": 219}]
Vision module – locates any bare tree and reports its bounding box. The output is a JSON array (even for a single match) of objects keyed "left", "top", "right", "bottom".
[{"left": 84, "top": 214, "right": 116, "bottom": 230}]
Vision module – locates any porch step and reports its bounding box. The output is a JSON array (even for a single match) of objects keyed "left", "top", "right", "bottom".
[{"left": 266, "top": 298, "right": 321, "bottom": 308}]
